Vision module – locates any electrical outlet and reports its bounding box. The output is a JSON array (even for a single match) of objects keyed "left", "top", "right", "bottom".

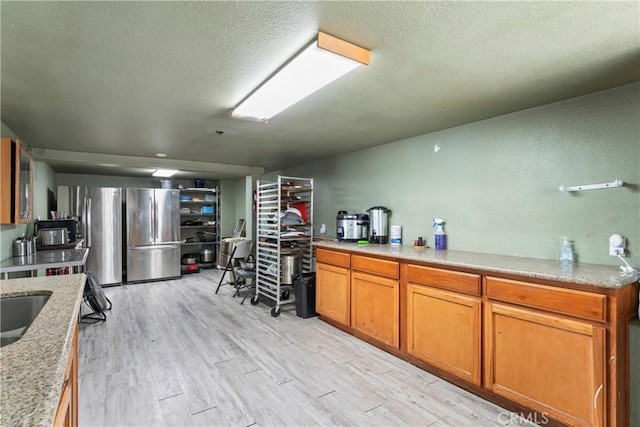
[{"left": 609, "top": 234, "right": 626, "bottom": 256}]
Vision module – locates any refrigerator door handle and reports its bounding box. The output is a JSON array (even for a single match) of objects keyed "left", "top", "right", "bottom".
[
  {"left": 81, "top": 194, "right": 87, "bottom": 245},
  {"left": 129, "top": 244, "right": 179, "bottom": 250},
  {"left": 151, "top": 192, "right": 157, "bottom": 244},
  {"left": 86, "top": 197, "right": 92, "bottom": 248}
]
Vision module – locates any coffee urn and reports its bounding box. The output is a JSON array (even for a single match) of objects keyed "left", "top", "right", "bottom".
[{"left": 367, "top": 206, "right": 390, "bottom": 243}]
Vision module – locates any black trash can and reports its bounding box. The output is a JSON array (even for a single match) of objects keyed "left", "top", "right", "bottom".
[{"left": 293, "top": 272, "right": 317, "bottom": 318}]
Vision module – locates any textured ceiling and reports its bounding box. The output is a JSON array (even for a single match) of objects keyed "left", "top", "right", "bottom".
[{"left": 1, "top": 1, "right": 639, "bottom": 180}]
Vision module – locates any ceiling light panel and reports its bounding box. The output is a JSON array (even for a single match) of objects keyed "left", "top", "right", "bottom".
[
  {"left": 152, "top": 169, "right": 179, "bottom": 177},
  {"left": 232, "top": 32, "right": 370, "bottom": 122}
]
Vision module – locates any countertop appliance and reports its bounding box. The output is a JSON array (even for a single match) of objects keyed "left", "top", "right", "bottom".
[
  {"left": 336, "top": 211, "right": 369, "bottom": 241},
  {"left": 126, "top": 188, "right": 181, "bottom": 283},
  {"left": 57, "top": 186, "right": 123, "bottom": 286},
  {"left": 37, "top": 228, "right": 69, "bottom": 246},
  {"left": 367, "top": 206, "right": 390, "bottom": 244},
  {"left": 35, "top": 219, "right": 80, "bottom": 243}
]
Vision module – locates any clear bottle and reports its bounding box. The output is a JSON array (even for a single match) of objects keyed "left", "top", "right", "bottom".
[
  {"left": 433, "top": 219, "right": 446, "bottom": 250},
  {"left": 559, "top": 237, "right": 574, "bottom": 263}
]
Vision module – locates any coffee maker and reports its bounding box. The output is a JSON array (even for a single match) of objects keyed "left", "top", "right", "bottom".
[{"left": 367, "top": 206, "right": 390, "bottom": 243}]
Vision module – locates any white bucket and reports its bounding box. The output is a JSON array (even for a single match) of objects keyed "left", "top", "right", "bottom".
[
  {"left": 390, "top": 225, "right": 402, "bottom": 246},
  {"left": 160, "top": 180, "right": 173, "bottom": 189}
]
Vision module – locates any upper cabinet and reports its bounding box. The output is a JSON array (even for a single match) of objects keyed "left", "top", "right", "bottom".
[{"left": 1, "top": 138, "right": 33, "bottom": 224}]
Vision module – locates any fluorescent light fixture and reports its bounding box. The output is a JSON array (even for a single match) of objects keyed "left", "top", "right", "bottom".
[
  {"left": 152, "top": 169, "right": 178, "bottom": 177},
  {"left": 231, "top": 32, "right": 370, "bottom": 122}
]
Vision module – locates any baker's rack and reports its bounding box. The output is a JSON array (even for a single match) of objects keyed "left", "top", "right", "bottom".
[{"left": 252, "top": 176, "right": 313, "bottom": 317}]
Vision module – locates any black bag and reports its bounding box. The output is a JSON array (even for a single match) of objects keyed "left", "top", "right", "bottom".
[{"left": 82, "top": 272, "right": 112, "bottom": 322}]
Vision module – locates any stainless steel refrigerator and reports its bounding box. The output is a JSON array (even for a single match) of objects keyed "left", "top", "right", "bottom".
[
  {"left": 126, "top": 188, "right": 181, "bottom": 282},
  {"left": 57, "top": 186, "right": 123, "bottom": 286}
]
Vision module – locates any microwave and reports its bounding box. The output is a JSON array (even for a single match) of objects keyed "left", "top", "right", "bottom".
[{"left": 35, "top": 219, "right": 80, "bottom": 242}]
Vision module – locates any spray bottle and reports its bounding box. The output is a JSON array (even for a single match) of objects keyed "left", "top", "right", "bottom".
[{"left": 433, "top": 219, "right": 446, "bottom": 250}]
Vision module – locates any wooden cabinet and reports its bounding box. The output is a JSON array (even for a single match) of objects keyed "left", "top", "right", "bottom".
[
  {"left": 406, "top": 265, "right": 481, "bottom": 384},
  {"left": 350, "top": 255, "right": 400, "bottom": 348},
  {"left": 313, "top": 245, "right": 637, "bottom": 426},
  {"left": 407, "top": 284, "right": 481, "bottom": 384},
  {"left": 316, "top": 249, "right": 351, "bottom": 326},
  {"left": 485, "top": 276, "right": 606, "bottom": 322},
  {"left": 484, "top": 301, "right": 606, "bottom": 426},
  {"left": 54, "top": 322, "right": 78, "bottom": 427},
  {"left": 351, "top": 271, "right": 399, "bottom": 348},
  {"left": 0, "top": 138, "right": 12, "bottom": 223},
  {"left": 0, "top": 138, "right": 33, "bottom": 224}
]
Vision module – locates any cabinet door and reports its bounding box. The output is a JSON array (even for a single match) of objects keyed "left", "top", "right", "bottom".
[
  {"left": 351, "top": 271, "right": 399, "bottom": 348},
  {"left": 0, "top": 138, "right": 11, "bottom": 224},
  {"left": 54, "top": 380, "right": 72, "bottom": 427},
  {"left": 484, "top": 302, "right": 606, "bottom": 426},
  {"left": 55, "top": 322, "right": 78, "bottom": 427},
  {"left": 316, "top": 262, "right": 351, "bottom": 326},
  {"left": 15, "top": 141, "right": 33, "bottom": 223},
  {"left": 0, "top": 138, "right": 33, "bottom": 224},
  {"left": 406, "top": 284, "right": 481, "bottom": 384}
]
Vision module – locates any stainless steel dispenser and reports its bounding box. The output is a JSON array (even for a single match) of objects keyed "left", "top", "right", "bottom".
[{"left": 367, "top": 206, "right": 390, "bottom": 244}]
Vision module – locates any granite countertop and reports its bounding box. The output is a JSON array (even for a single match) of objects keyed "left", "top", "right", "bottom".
[
  {"left": 313, "top": 240, "right": 639, "bottom": 289},
  {"left": 0, "top": 274, "right": 86, "bottom": 426}
]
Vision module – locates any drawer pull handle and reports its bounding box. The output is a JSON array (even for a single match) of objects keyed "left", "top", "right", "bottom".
[{"left": 593, "top": 384, "right": 603, "bottom": 408}]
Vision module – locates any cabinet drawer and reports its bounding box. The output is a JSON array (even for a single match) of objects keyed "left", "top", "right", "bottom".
[
  {"left": 485, "top": 277, "right": 607, "bottom": 322},
  {"left": 316, "top": 248, "right": 350, "bottom": 268},
  {"left": 352, "top": 255, "right": 399, "bottom": 279},
  {"left": 407, "top": 264, "right": 480, "bottom": 295}
]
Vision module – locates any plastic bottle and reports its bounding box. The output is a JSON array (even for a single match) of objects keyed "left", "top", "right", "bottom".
[
  {"left": 433, "top": 219, "right": 446, "bottom": 250},
  {"left": 559, "top": 236, "right": 574, "bottom": 263},
  {"left": 390, "top": 225, "right": 402, "bottom": 246}
]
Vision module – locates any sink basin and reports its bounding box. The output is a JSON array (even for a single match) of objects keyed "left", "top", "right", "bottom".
[{"left": 0, "top": 294, "right": 50, "bottom": 347}]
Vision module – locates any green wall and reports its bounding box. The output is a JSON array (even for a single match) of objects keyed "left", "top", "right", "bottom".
[
  {"left": 219, "top": 179, "right": 237, "bottom": 238},
  {"left": 282, "top": 83, "right": 639, "bottom": 266},
  {"left": 231, "top": 175, "right": 255, "bottom": 240},
  {"left": 234, "top": 178, "right": 246, "bottom": 235}
]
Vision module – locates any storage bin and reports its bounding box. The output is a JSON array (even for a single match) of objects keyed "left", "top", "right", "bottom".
[{"left": 201, "top": 205, "right": 214, "bottom": 214}]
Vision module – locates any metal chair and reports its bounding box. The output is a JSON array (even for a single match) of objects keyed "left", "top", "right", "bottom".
[{"left": 215, "top": 239, "right": 255, "bottom": 302}]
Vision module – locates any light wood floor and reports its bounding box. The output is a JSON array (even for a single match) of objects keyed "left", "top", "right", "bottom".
[{"left": 78, "top": 269, "right": 531, "bottom": 426}]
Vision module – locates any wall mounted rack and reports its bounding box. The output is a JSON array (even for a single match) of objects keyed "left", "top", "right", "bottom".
[{"left": 559, "top": 179, "right": 624, "bottom": 193}]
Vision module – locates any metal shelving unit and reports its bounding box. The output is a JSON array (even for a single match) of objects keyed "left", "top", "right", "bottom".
[
  {"left": 252, "top": 176, "right": 313, "bottom": 317},
  {"left": 179, "top": 187, "right": 219, "bottom": 273}
]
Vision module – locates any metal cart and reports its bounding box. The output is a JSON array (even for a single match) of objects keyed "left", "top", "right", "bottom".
[{"left": 252, "top": 176, "right": 313, "bottom": 317}]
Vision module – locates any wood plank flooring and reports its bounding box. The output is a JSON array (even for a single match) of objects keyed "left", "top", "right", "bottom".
[{"left": 78, "top": 269, "right": 532, "bottom": 426}]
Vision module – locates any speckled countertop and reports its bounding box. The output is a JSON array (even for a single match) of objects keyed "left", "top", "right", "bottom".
[
  {"left": 313, "top": 240, "right": 639, "bottom": 289},
  {"left": 0, "top": 274, "right": 85, "bottom": 426}
]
